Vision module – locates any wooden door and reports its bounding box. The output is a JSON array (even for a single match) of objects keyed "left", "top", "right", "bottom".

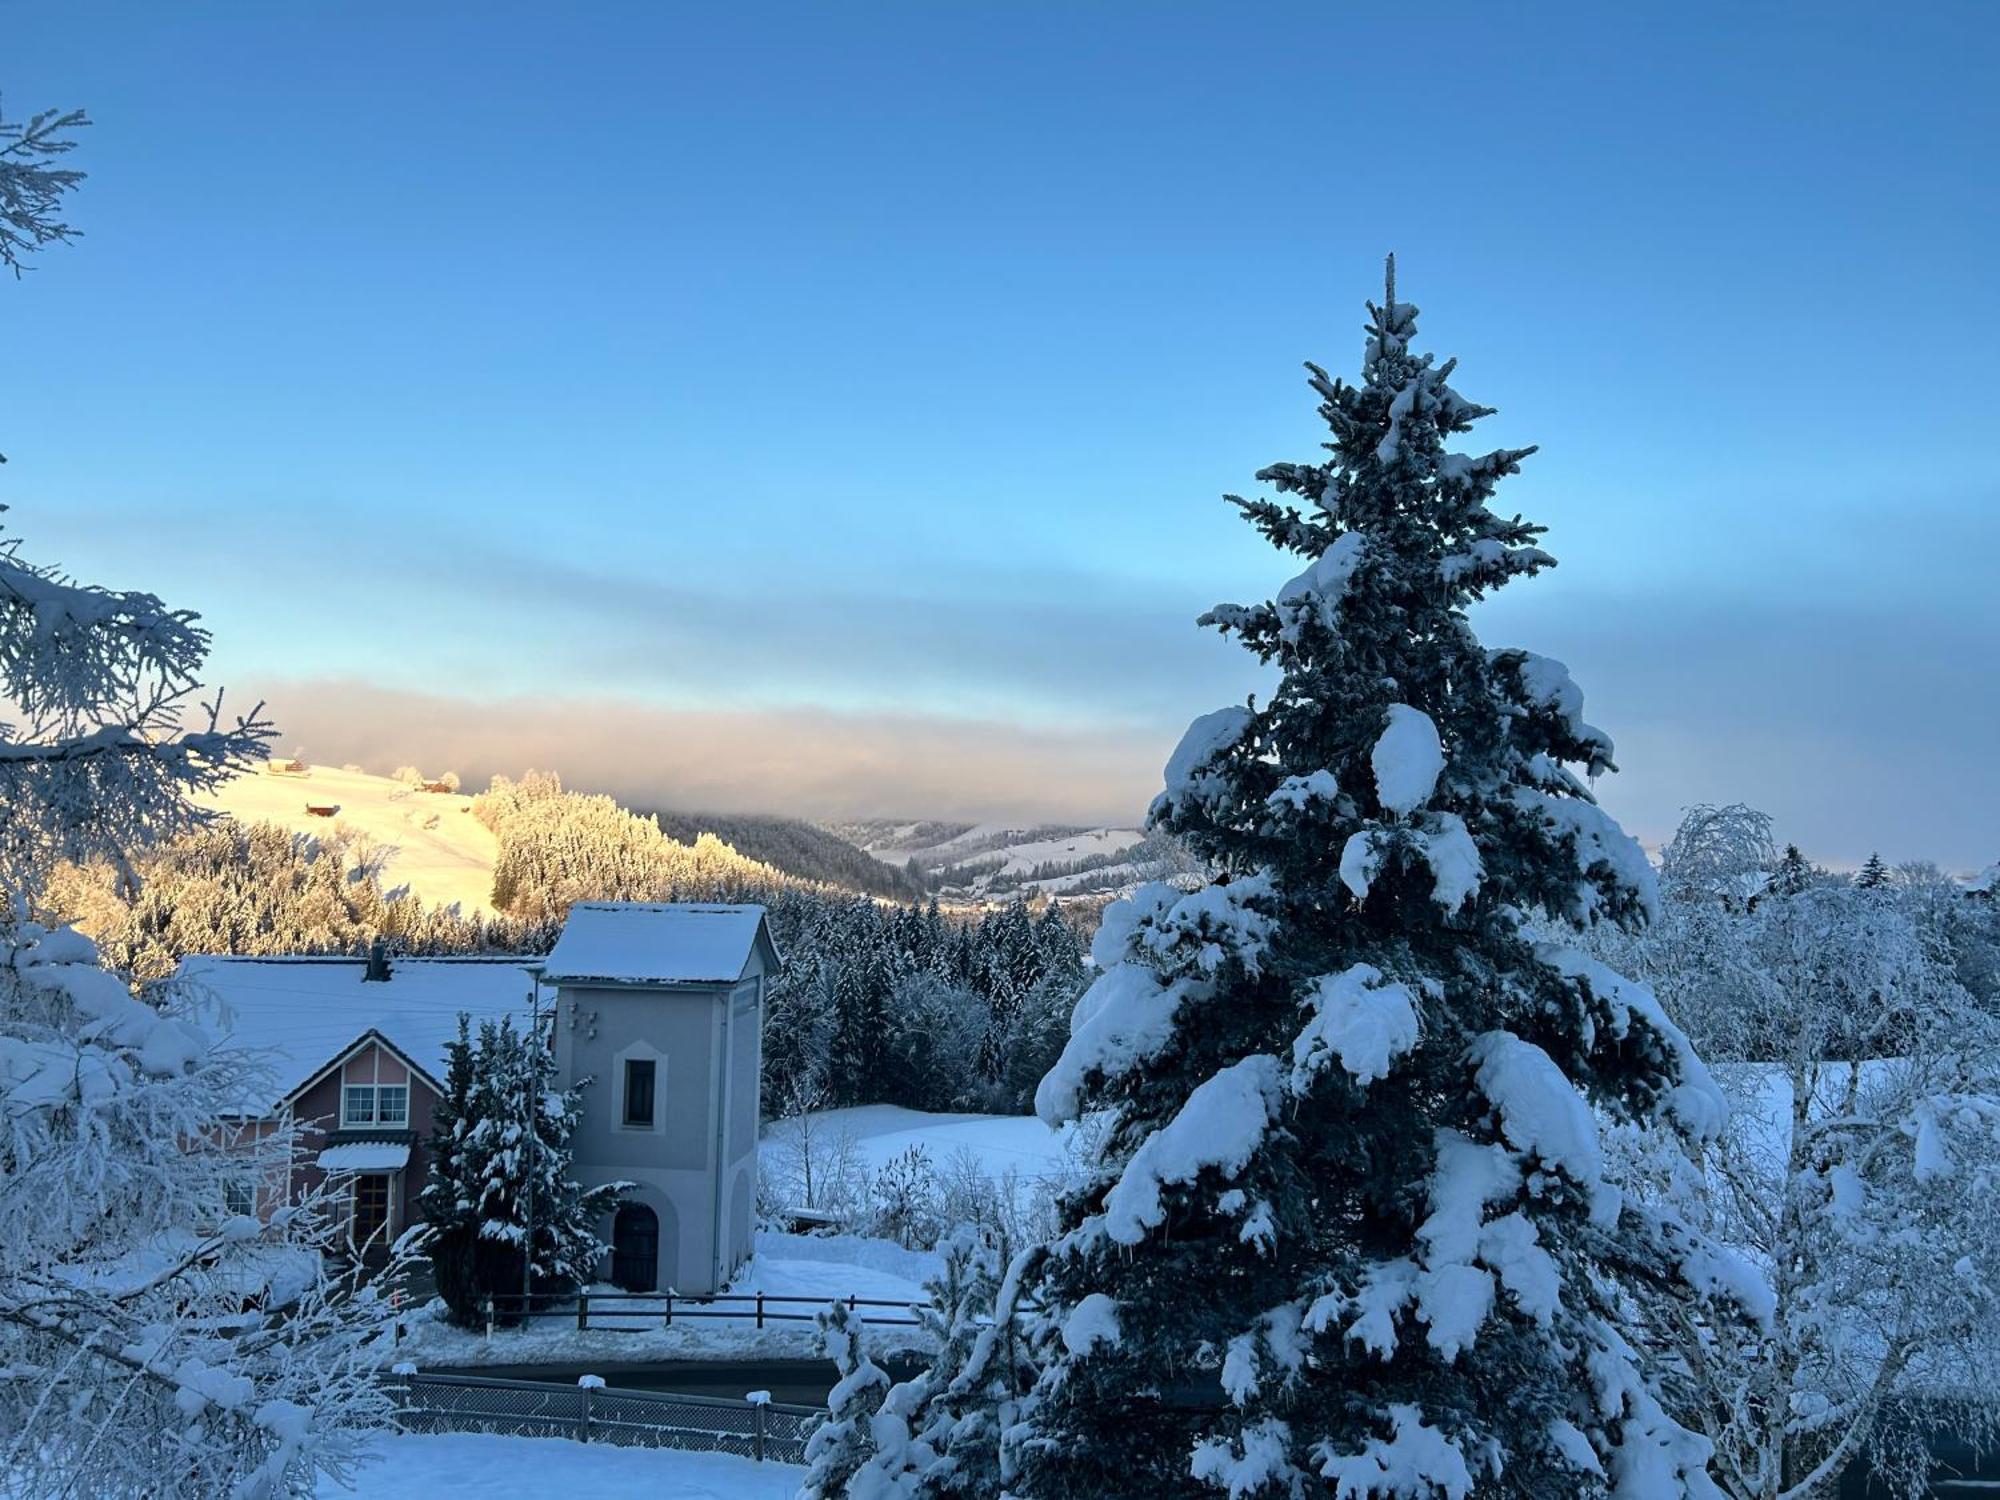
[
  {"left": 351, "top": 1174, "right": 390, "bottom": 1252},
  {"left": 611, "top": 1203, "right": 659, "bottom": 1292}
]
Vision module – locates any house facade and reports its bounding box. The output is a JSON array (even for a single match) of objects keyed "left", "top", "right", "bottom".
[{"left": 178, "top": 902, "right": 778, "bottom": 1296}]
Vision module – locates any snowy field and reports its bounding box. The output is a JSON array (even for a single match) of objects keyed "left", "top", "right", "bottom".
[
  {"left": 197, "top": 763, "right": 500, "bottom": 915},
  {"left": 801, "top": 1103, "right": 1073, "bottom": 1180},
  {"left": 319, "top": 1433, "right": 799, "bottom": 1498},
  {"left": 856, "top": 820, "right": 1149, "bottom": 899}
]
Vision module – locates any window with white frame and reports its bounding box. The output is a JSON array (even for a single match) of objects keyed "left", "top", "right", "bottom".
[
  {"left": 222, "top": 1178, "right": 255, "bottom": 1218},
  {"left": 341, "top": 1084, "right": 410, "bottom": 1127},
  {"left": 623, "top": 1058, "right": 656, "bottom": 1127},
  {"left": 614, "top": 1043, "right": 665, "bottom": 1131}
]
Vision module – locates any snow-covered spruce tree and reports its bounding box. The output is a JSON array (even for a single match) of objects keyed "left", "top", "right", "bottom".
[
  {"left": 800, "top": 1300, "right": 895, "bottom": 1500},
  {"left": 1019, "top": 264, "right": 1752, "bottom": 1499},
  {"left": 913, "top": 1230, "right": 1043, "bottom": 1500},
  {"left": 421, "top": 1014, "right": 621, "bottom": 1325}
]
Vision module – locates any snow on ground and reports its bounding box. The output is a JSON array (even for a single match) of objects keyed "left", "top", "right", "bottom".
[
  {"left": 801, "top": 1103, "right": 1074, "bottom": 1181},
  {"left": 984, "top": 827, "right": 1149, "bottom": 878},
  {"left": 320, "top": 1433, "right": 799, "bottom": 1499},
  {"left": 393, "top": 1229, "right": 937, "bottom": 1369},
  {"left": 197, "top": 763, "right": 499, "bottom": 915},
  {"left": 401, "top": 1106, "right": 1076, "bottom": 1370}
]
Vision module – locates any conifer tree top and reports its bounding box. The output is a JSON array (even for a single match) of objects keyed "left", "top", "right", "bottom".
[{"left": 1151, "top": 255, "right": 1654, "bottom": 939}]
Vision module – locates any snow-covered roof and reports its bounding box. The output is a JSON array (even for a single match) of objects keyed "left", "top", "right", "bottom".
[
  {"left": 316, "top": 1141, "right": 412, "bottom": 1173},
  {"left": 175, "top": 955, "right": 540, "bottom": 1113},
  {"left": 1966, "top": 863, "right": 1998, "bottom": 896},
  {"left": 540, "top": 902, "right": 777, "bottom": 986}
]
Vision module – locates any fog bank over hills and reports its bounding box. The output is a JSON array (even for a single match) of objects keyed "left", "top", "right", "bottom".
[{"left": 257, "top": 678, "right": 1162, "bottom": 829}]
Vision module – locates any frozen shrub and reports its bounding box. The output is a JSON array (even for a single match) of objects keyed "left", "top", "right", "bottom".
[{"left": 870, "top": 1144, "right": 943, "bottom": 1249}]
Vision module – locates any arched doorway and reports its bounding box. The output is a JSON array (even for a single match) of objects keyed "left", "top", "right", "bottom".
[{"left": 610, "top": 1203, "right": 659, "bottom": 1292}]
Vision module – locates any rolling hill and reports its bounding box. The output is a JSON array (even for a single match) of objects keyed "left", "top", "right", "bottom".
[
  {"left": 194, "top": 763, "right": 501, "bottom": 914},
  {"left": 198, "top": 765, "right": 925, "bottom": 912},
  {"left": 833, "top": 820, "right": 1170, "bottom": 902}
]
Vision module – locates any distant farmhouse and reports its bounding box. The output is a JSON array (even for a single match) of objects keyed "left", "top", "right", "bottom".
[{"left": 177, "top": 902, "right": 778, "bottom": 1296}]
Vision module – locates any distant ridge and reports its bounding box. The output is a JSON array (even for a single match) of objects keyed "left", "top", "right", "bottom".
[{"left": 646, "top": 809, "right": 923, "bottom": 901}]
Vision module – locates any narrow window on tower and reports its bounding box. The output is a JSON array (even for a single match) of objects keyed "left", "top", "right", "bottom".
[{"left": 623, "top": 1058, "right": 656, "bottom": 1127}]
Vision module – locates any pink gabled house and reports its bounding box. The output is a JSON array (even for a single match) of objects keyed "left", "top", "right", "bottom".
[{"left": 180, "top": 949, "right": 545, "bottom": 1260}]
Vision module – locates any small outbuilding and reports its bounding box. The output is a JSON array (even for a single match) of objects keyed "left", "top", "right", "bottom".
[{"left": 542, "top": 903, "right": 779, "bottom": 1296}]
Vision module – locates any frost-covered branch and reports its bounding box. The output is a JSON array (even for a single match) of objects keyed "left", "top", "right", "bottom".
[
  {"left": 0, "top": 522, "right": 273, "bottom": 890},
  {"left": 0, "top": 101, "right": 86, "bottom": 278}
]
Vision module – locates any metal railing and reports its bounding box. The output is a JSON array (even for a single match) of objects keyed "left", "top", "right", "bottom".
[
  {"left": 391, "top": 1369, "right": 823, "bottom": 1464},
  {"left": 480, "top": 1289, "right": 923, "bottom": 1336}
]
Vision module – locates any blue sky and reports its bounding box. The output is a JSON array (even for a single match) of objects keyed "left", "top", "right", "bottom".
[{"left": 7, "top": 2, "right": 1997, "bottom": 863}]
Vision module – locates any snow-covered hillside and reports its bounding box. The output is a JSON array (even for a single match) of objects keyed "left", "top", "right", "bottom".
[
  {"left": 195, "top": 764, "right": 501, "bottom": 915},
  {"left": 842, "top": 820, "right": 1160, "bottom": 902}
]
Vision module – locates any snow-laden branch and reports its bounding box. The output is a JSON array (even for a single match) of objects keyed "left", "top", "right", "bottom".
[
  {"left": 0, "top": 102, "right": 87, "bottom": 277},
  {"left": 0, "top": 521, "right": 273, "bottom": 890},
  {"left": 1, "top": 920, "right": 409, "bottom": 1496}
]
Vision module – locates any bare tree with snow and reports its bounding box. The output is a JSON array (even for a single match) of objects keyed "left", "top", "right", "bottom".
[
  {"left": 1606, "top": 808, "right": 2000, "bottom": 1500},
  {"left": 0, "top": 920, "right": 417, "bottom": 1497}
]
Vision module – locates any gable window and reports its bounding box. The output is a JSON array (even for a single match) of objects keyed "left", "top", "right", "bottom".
[
  {"left": 623, "top": 1059, "right": 656, "bottom": 1128},
  {"left": 342, "top": 1084, "right": 410, "bottom": 1128}
]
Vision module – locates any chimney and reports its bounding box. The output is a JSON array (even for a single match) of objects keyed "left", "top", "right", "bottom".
[{"left": 363, "top": 938, "right": 392, "bottom": 983}]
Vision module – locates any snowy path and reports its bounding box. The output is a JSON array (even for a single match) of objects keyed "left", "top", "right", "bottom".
[{"left": 320, "top": 1433, "right": 801, "bottom": 1498}]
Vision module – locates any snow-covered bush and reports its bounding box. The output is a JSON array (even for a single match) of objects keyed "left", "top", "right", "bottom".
[
  {"left": 0, "top": 919, "right": 410, "bottom": 1497},
  {"left": 764, "top": 1103, "right": 871, "bottom": 1228},
  {"left": 870, "top": 1145, "right": 945, "bottom": 1250},
  {"left": 823, "top": 1230, "right": 1043, "bottom": 1500},
  {"left": 799, "top": 1300, "right": 895, "bottom": 1499}
]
